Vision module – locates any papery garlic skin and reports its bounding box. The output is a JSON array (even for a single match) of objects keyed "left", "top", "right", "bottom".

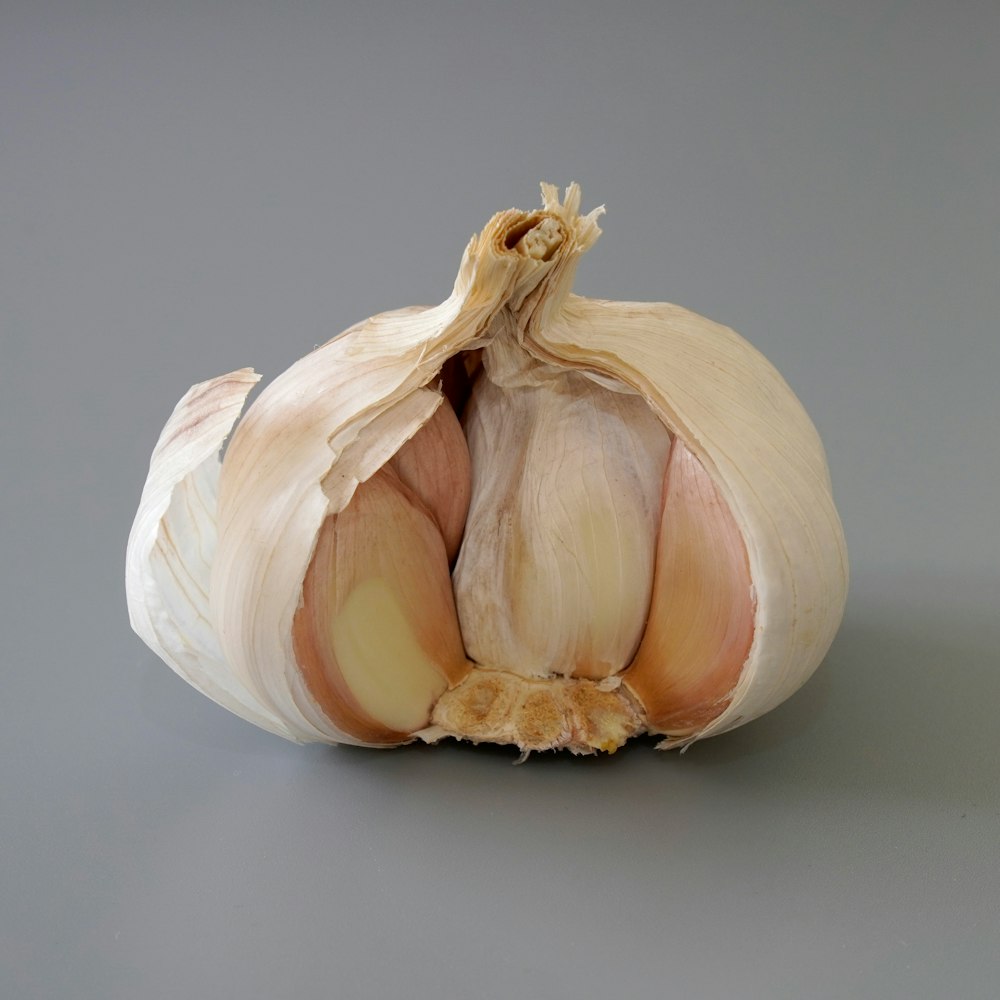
[
  {"left": 126, "top": 183, "right": 848, "bottom": 753},
  {"left": 124, "top": 370, "right": 295, "bottom": 739},
  {"left": 453, "top": 324, "right": 672, "bottom": 682}
]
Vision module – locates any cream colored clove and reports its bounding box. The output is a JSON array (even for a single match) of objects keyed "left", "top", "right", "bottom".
[{"left": 126, "top": 183, "right": 848, "bottom": 754}]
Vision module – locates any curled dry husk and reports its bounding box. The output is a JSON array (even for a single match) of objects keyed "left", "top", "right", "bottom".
[{"left": 126, "top": 184, "right": 847, "bottom": 753}]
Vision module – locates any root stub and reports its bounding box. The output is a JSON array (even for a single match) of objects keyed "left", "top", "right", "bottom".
[{"left": 427, "top": 671, "right": 646, "bottom": 754}]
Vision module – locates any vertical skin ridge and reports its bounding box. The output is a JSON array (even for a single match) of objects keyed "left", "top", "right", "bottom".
[{"left": 623, "top": 437, "right": 756, "bottom": 735}]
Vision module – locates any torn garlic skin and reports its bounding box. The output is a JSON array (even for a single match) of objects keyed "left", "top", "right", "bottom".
[{"left": 126, "top": 184, "right": 848, "bottom": 754}]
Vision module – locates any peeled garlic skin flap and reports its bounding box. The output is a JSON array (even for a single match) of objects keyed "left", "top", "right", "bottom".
[{"left": 127, "top": 182, "right": 848, "bottom": 752}]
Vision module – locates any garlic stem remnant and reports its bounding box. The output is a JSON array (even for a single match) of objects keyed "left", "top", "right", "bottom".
[{"left": 127, "top": 183, "right": 848, "bottom": 755}]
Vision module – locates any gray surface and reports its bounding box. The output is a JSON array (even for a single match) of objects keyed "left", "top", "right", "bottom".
[{"left": 2, "top": 2, "right": 998, "bottom": 998}]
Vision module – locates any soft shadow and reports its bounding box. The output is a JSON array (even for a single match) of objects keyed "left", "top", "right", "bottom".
[
  {"left": 139, "top": 569, "right": 1000, "bottom": 811},
  {"left": 327, "top": 571, "right": 1000, "bottom": 813},
  {"left": 683, "top": 574, "right": 1000, "bottom": 806},
  {"left": 329, "top": 729, "right": 659, "bottom": 768}
]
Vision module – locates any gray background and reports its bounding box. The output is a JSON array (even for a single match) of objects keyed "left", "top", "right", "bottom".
[{"left": 2, "top": 2, "right": 998, "bottom": 997}]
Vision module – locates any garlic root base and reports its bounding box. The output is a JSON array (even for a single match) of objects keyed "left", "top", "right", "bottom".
[{"left": 426, "top": 671, "right": 645, "bottom": 754}]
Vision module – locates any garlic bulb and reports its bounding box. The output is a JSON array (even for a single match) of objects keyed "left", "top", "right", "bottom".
[{"left": 126, "top": 183, "right": 848, "bottom": 754}]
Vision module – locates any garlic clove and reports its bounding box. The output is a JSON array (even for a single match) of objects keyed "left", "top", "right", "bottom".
[
  {"left": 453, "top": 327, "right": 672, "bottom": 681},
  {"left": 535, "top": 290, "right": 848, "bottom": 743},
  {"left": 125, "top": 370, "right": 296, "bottom": 738},
  {"left": 430, "top": 671, "right": 644, "bottom": 754},
  {"left": 388, "top": 396, "right": 471, "bottom": 561},
  {"left": 623, "top": 437, "right": 755, "bottom": 736},
  {"left": 292, "top": 465, "right": 470, "bottom": 743}
]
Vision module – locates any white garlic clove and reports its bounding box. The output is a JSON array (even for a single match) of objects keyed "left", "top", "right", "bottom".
[{"left": 453, "top": 326, "right": 672, "bottom": 682}]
